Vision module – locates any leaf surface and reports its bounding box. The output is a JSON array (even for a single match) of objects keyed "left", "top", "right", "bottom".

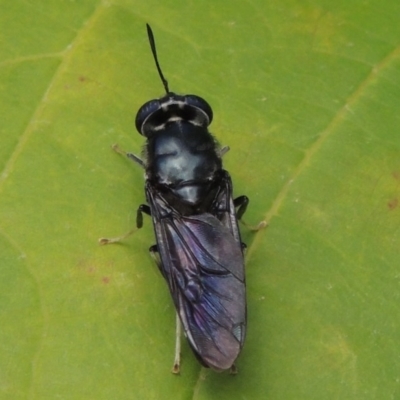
[{"left": 1, "top": 0, "right": 399, "bottom": 398}]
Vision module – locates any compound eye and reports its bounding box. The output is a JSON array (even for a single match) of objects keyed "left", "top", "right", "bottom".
[
  {"left": 135, "top": 99, "right": 161, "bottom": 135},
  {"left": 135, "top": 93, "right": 214, "bottom": 137},
  {"left": 183, "top": 95, "right": 213, "bottom": 125}
]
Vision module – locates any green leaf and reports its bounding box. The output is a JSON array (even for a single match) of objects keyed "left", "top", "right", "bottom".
[{"left": 1, "top": 0, "right": 399, "bottom": 398}]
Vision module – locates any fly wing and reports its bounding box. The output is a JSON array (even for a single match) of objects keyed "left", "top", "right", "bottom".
[
  {"left": 146, "top": 177, "right": 246, "bottom": 371},
  {"left": 173, "top": 214, "right": 246, "bottom": 371}
]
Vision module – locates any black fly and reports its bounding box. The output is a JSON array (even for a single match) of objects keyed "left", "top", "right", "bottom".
[{"left": 103, "top": 24, "right": 249, "bottom": 373}]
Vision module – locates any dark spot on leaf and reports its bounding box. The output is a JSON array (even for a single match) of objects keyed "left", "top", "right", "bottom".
[
  {"left": 387, "top": 198, "right": 398, "bottom": 210},
  {"left": 102, "top": 276, "right": 110, "bottom": 284},
  {"left": 79, "top": 76, "right": 87, "bottom": 82}
]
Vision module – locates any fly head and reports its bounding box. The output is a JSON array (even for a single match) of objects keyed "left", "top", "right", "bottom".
[{"left": 135, "top": 25, "right": 213, "bottom": 137}]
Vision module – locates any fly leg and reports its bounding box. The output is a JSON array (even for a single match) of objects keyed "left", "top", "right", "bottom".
[
  {"left": 172, "top": 313, "right": 182, "bottom": 374},
  {"left": 234, "top": 195, "right": 249, "bottom": 221},
  {"left": 149, "top": 244, "right": 166, "bottom": 279},
  {"left": 99, "top": 204, "right": 150, "bottom": 244},
  {"left": 229, "top": 364, "right": 238, "bottom": 375},
  {"left": 219, "top": 145, "right": 230, "bottom": 157},
  {"left": 136, "top": 204, "right": 150, "bottom": 228},
  {"left": 112, "top": 144, "right": 145, "bottom": 168},
  {"left": 98, "top": 228, "right": 137, "bottom": 245},
  {"left": 234, "top": 195, "right": 267, "bottom": 231},
  {"left": 149, "top": 244, "right": 181, "bottom": 374},
  {"left": 139, "top": 207, "right": 167, "bottom": 278},
  {"left": 136, "top": 208, "right": 181, "bottom": 374},
  {"left": 98, "top": 144, "right": 147, "bottom": 244}
]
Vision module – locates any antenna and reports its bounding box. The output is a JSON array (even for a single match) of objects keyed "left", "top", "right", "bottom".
[{"left": 146, "top": 24, "right": 170, "bottom": 94}]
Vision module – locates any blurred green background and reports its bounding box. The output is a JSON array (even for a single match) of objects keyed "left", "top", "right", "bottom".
[{"left": 1, "top": 0, "right": 400, "bottom": 398}]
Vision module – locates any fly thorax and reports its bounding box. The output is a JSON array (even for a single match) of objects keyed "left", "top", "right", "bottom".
[{"left": 148, "top": 123, "right": 222, "bottom": 205}]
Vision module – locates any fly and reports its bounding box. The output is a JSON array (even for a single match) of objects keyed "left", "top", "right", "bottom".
[{"left": 102, "top": 24, "right": 249, "bottom": 373}]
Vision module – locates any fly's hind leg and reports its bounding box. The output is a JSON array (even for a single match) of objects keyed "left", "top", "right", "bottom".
[
  {"left": 149, "top": 244, "right": 181, "bottom": 374},
  {"left": 172, "top": 313, "right": 182, "bottom": 374},
  {"left": 149, "top": 244, "right": 165, "bottom": 278}
]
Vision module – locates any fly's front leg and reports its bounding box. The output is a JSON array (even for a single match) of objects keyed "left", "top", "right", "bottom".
[{"left": 112, "top": 144, "right": 145, "bottom": 168}]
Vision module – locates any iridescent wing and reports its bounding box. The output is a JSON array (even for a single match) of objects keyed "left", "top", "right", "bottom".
[{"left": 146, "top": 172, "right": 246, "bottom": 370}]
